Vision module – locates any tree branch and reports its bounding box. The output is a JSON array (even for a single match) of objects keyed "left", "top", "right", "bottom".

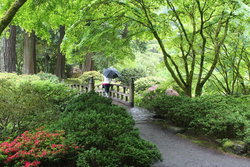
[{"left": 0, "top": 0, "right": 27, "bottom": 35}]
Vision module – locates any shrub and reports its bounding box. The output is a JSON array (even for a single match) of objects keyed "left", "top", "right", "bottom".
[
  {"left": 140, "top": 93, "right": 250, "bottom": 139},
  {"left": 65, "top": 71, "right": 103, "bottom": 85},
  {"left": 36, "top": 72, "right": 60, "bottom": 83},
  {"left": 65, "top": 78, "right": 82, "bottom": 85},
  {"left": 50, "top": 92, "right": 161, "bottom": 167},
  {"left": 0, "top": 130, "right": 78, "bottom": 167},
  {"left": 0, "top": 74, "right": 77, "bottom": 139},
  {"left": 64, "top": 91, "right": 112, "bottom": 112},
  {"left": 77, "top": 134, "right": 160, "bottom": 167},
  {"left": 118, "top": 68, "right": 146, "bottom": 85},
  {"left": 135, "top": 76, "right": 164, "bottom": 92},
  {"left": 0, "top": 73, "right": 40, "bottom": 83},
  {"left": 79, "top": 71, "right": 103, "bottom": 85}
]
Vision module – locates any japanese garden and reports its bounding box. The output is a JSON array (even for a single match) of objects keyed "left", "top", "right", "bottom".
[{"left": 0, "top": 0, "right": 250, "bottom": 167}]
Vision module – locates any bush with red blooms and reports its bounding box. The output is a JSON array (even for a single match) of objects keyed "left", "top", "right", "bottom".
[{"left": 0, "top": 130, "right": 78, "bottom": 167}]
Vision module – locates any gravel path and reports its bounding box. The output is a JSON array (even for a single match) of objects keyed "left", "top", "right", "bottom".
[{"left": 128, "top": 107, "right": 250, "bottom": 167}]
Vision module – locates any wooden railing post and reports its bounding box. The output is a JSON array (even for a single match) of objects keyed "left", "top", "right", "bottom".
[
  {"left": 129, "top": 78, "right": 134, "bottom": 107},
  {"left": 88, "top": 77, "right": 95, "bottom": 92}
]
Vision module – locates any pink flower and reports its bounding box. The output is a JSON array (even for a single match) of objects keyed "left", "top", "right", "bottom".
[
  {"left": 41, "top": 151, "right": 47, "bottom": 157},
  {"left": 165, "top": 88, "right": 179, "bottom": 96},
  {"left": 34, "top": 140, "right": 39, "bottom": 145},
  {"left": 148, "top": 85, "right": 158, "bottom": 91}
]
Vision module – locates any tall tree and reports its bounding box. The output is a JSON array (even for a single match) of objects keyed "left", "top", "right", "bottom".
[
  {"left": 0, "top": 25, "right": 17, "bottom": 72},
  {"left": 54, "top": 26, "right": 65, "bottom": 78},
  {"left": 68, "top": 0, "right": 242, "bottom": 96},
  {"left": 0, "top": 0, "right": 27, "bottom": 35},
  {"left": 23, "top": 31, "right": 36, "bottom": 74},
  {"left": 209, "top": 30, "right": 250, "bottom": 95},
  {"left": 83, "top": 52, "right": 95, "bottom": 72}
]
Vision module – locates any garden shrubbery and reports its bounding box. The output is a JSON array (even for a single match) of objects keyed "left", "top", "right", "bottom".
[
  {"left": 50, "top": 92, "right": 161, "bottom": 167},
  {"left": 66, "top": 71, "right": 103, "bottom": 85},
  {"left": 118, "top": 68, "right": 146, "bottom": 85},
  {"left": 0, "top": 130, "right": 77, "bottom": 167},
  {"left": 135, "top": 76, "right": 164, "bottom": 92},
  {"left": 140, "top": 92, "right": 250, "bottom": 150},
  {"left": 36, "top": 72, "right": 60, "bottom": 83},
  {"left": 0, "top": 73, "right": 161, "bottom": 166},
  {"left": 0, "top": 73, "right": 77, "bottom": 139}
]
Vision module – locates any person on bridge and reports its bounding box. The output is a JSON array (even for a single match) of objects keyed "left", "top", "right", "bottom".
[{"left": 102, "top": 75, "right": 112, "bottom": 97}]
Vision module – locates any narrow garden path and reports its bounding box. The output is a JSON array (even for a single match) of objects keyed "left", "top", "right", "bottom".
[{"left": 128, "top": 107, "right": 250, "bottom": 167}]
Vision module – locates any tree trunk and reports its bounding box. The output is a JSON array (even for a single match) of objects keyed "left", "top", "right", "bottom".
[
  {"left": 5, "top": 25, "right": 17, "bottom": 72},
  {"left": 0, "top": 0, "right": 27, "bottom": 35},
  {"left": 83, "top": 52, "right": 95, "bottom": 72},
  {"left": 23, "top": 31, "right": 36, "bottom": 74},
  {"left": 184, "top": 85, "right": 192, "bottom": 97},
  {"left": 0, "top": 37, "right": 5, "bottom": 71},
  {"left": 0, "top": 26, "right": 17, "bottom": 72},
  {"left": 54, "top": 26, "right": 65, "bottom": 78},
  {"left": 195, "top": 85, "right": 203, "bottom": 97}
]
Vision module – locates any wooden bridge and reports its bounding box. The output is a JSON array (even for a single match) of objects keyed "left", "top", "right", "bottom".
[{"left": 69, "top": 77, "right": 134, "bottom": 107}]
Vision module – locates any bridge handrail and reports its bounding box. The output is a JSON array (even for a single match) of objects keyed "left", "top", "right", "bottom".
[{"left": 68, "top": 78, "right": 134, "bottom": 107}]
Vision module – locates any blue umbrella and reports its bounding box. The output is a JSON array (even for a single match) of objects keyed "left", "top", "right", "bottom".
[{"left": 103, "top": 67, "right": 120, "bottom": 79}]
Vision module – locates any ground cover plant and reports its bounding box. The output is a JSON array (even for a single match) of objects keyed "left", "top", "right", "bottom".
[{"left": 139, "top": 91, "right": 250, "bottom": 155}]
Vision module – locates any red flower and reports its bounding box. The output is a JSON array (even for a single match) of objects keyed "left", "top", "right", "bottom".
[
  {"left": 0, "top": 130, "right": 78, "bottom": 166},
  {"left": 24, "top": 161, "right": 41, "bottom": 167}
]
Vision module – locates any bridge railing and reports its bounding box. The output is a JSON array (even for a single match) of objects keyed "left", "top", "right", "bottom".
[
  {"left": 68, "top": 77, "right": 134, "bottom": 107},
  {"left": 69, "top": 84, "right": 89, "bottom": 93}
]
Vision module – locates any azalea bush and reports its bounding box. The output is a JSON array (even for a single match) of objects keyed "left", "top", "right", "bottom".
[{"left": 0, "top": 130, "right": 78, "bottom": 167}]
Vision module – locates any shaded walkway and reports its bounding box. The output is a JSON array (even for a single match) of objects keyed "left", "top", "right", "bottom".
[{"left": 128, "top": 107, "right": 250, "bottom": 167}]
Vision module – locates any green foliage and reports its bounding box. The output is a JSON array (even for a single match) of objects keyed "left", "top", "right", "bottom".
[
  {"left": 0, "top": 73, "right": 76, "bottom": 139},
  {"left": 36, "top": 72, "right": 60, "bottom": 83},
  {"left": 65, "top": 71, "right": 103, "bottom": 85},
  {"left": 135, "top": 76, "right": 164, "bottom": 92},
  {"left": 140, "top": 93, "right": 250, "bottom": 140},
  {"left": 50, "top": 92, "right": 161, "bottom": 167},
  {"left": 79, "top": 71, "right": 103, "bottom": 85},
  {"left": 64, "top": 91, "right": 113, "bottom": 112},
  {"left": 77, "top": 134, "right": 161, "bottom": 167},
  {"left": 118, "top": 68, "right": 146, "bottom": 85}
]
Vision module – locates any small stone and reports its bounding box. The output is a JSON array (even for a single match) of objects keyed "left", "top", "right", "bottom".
[
  {"left": 167, "top": 125, "right": 186, "bottom": 134},
  {"left": 233, "top": 143, "right": 246, "bottom": 154}
]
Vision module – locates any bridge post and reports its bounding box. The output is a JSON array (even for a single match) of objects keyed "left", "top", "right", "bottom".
[
  {"left": 129, "top": 78, "right": 134, "bottom": 107},
  {"left": 88, "top": 77, "right": 95, "bottom": 92}
]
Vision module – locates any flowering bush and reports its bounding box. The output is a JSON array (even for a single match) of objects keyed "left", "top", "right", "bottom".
[
  {"left": 165, "top": 88, "right": 179, "bottom": 96},
  {"left": 0, "top": 130, "right": 78, "bottom": 167}
]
